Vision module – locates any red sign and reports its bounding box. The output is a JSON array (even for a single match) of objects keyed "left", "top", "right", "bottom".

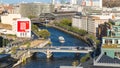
[{"left": 17, "top": 21, "right": 29, "bottom": 32}]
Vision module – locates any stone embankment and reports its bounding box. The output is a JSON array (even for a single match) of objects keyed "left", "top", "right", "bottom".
[
  {"left": 12, "top": 50, "right": 31, "bottom": 67},
  {"left": 12, "top": 39, "right": 50, "bottom": 68}
]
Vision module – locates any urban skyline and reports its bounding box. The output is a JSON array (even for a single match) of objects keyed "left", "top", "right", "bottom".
[
  {"left": 1, "top": 0, "right": 120, "bottom": 68},
  {"left": 0, "top": 0, "right": 50, "bottom": 4},
  {"left": 0, "top": 0, "right": 101, "bottom": 4}
]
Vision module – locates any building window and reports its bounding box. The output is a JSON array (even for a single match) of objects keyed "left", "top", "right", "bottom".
[
  {"left": 104, "top": 52, "right": 107, "bottom": 55},
  {"left": 115, "top": 52, "right": 117, "bottom": 56},
  {"left": 20, "top": 33, "right": 22, "bottom": 36},
  {"left": 25, "top": 33, "right": 27, "bottom": 36},
  {"left": 22, "top": 33, "right": 24, "bottom": 37},
  {"left": 105, "top": 39, "right": 109, "bottom": 44},
  {"left": 115, "top": 39, "right": 118, "bottom": 44},
  {"left": 115, "top": 52, "right": 120, "bottom": 58},
  {"left": 109, "top": 39, "right": 112, "bottom": 44}
]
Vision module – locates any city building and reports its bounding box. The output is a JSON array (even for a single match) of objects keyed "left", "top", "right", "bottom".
[
  {"left": 19, "top": 3, "right": 54, "bottom": 17},
  {"left": 85, "top": 0, "right": 102, "bottom": 8},
  {"left": 1, "top": 14, "right": 21, "bottom": 25},
  {"left": 54, "top": 4, "right": 77, "bottom": 12},
  {"left": 72, "top": 13, "right": 87, "bottom": 31},
  {"left": 0, "top": 4, "right": 14, "bottom": 14},
  {"left": 70, "top": 0, "right": 77, "bottom": 5},
  {"left": 0, "top": 5, "right": 5, "bottom": 14},
  {"left": 102, "top": 7, "right": 120, "bottom": 17},
  {"left": 82, "top": 6, "right": 102, "bottom": 15},
  {"left": 13, "top": 4, "right": 20, "bottom": 14},
  {"left": 94, "top": 19, "right": 120, "bottom": 67},
  {"left": 87, "top": 15, "right": 111, "bottom": 36},
  {"left": 3, "top": 4, "right": 14, "bottom": 14},
  {"left": 52, "top": 0, "right": 102, "bottom": 8},
  {"left": 72, "top": 14, "right": 114, "bottom": 37},
  {"left": 52, "top": 0, "right": 77, "bottom": 5},
  {"left": 0, "top": 14, "right": 31, "bottom": 38},
  {"left": 102, "top": 20, "right": 120, "bottom": 58},
  {"left": 39, "top": 12, "right": 76, "bottom": 22}
]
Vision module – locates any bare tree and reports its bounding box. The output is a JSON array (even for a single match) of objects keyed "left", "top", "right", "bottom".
[{"left": 103, "top": 0, "right": 120, "bottom": 7}]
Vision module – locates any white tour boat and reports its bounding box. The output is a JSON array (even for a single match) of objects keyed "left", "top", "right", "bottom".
[{"left": 58, "top": 36, "right": 65, "bottom": 43}]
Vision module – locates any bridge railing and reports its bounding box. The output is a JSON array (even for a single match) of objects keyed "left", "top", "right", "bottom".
[{"left": 17, "top": 46, "right": 93, "bottom": 53}]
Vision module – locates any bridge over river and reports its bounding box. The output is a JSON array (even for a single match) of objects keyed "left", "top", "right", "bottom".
[{"left": 17, "top": 46, "right": 93, "bottom": 58}]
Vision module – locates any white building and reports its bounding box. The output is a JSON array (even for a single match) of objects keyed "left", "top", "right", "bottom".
[
  {"left": 19, "top": 3, "right": 54, "bottom": 17},
  {"left": 1, "top": 14, "right": 21, "bottom": 25},
  {"left": 85, "top": 0, "right": 102, "bottom": 8},
  {"left": 72, "top": 15, "right": 87, "bottom": 31},
  {"left": 15, "top": 18, "right": 31, "bottom": 38},
  {"left": 70, "top": 0, "right": 77, "bottom": 5},
  {"left": 72, "top": 14, "right": 117, "bottom": 36},
  {"left": 1, "top": 14, "right": 31, "bottom": 38}
]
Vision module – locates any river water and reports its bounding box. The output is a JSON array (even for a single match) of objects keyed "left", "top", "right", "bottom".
[{"left": 16, "top": 26, "right": 88, "bottom": 68}]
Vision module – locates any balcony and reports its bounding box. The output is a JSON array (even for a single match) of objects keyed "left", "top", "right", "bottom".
[{"left": 102, "top": 44, "right": 118, "bottom": 48}]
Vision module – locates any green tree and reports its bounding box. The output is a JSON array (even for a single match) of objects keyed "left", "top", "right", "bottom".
[
  {"left": 28, "top": 15, "right": 36, "bottom": 19},
  {"left": 31, "top": 24, "right": 40, "bottom": 36},
  {"left": 87, "top": 34, "right": 100, "bottom": 45},
  {"left": 26, "top": 42, "right": 31, "bottom": 48},
  {"left": 53, "top": 21, "right": 88, "bottom": 36},
  {"left": 80, "top": 53, "right": 90, "bottom": 63},
  {"left": 31, "top": 24, "right": 38, "bottom": 31},
  {"left": 38, "top": 29, "right": 50, "bottom": 39},
  {"left": 60, "top": 18, "right": 72, "bottom": 26},
  {"left": 11, "top": 47, "right": 18, "bottom": 54}
]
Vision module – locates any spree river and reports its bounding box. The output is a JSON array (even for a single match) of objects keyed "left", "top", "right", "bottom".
[{"left": 16, "top": 26, "right": 88, "bottom": 68}]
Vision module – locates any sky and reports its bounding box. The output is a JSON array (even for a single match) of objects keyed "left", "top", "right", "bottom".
[
  {"left": 1, "top": 0, "right": 51, "bottom": 4},
  {"left": 1, "top": 0, "right": 100, "bottom": 4},
  {"left": 1, "top": 0, "right": 71, "bottom": 4}
]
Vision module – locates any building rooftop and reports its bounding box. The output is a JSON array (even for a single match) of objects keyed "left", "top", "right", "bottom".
[
  {"left": 91, "top": 66, "right": 120, "bottom": 68},
  {"left": 81, "top": 58, "right": 120, "bottom": 68},
  {"left": 0, "top": 23, "right": 12, "bottom": 30},
  {"left": 90, "top": 15, "right": 113, "bottom": 20},
  {"left": 102, "top": 44, "right": 118, "bottom": 48},
  {"left": 98, "top": 55, "right": 120, "bottom": 64}
]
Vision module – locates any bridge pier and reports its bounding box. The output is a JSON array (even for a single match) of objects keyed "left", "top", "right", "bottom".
[
  {"left": 46, "top": 49, "right": 52, "bottom": 59},
  {"left": 32, "top": 52, "right": 38, "bottom": 58}
]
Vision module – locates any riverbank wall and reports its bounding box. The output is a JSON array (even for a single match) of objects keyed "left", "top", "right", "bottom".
[
  {"left": 12, "top": 39, "right": 50, "bottom": 68},
  {"left": 12, "top": 50, "right": 31, "bottom": 68}
]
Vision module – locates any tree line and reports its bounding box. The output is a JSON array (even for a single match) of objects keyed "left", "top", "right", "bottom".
[{"left": 103, "top": 0, "right": 120, "bottom": 8}]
